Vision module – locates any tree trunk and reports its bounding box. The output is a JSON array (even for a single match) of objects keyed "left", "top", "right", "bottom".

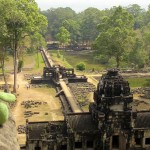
[
  {"left": 1, "top": 47, "right": 9, "bottom": 93},
  {"left": 116, "top": 55, "right": 120, "bottom": 68},
  {"left": 2, "top": 65, "right": 9, "bottom": 93},
  {"left": 37, "top": 50, "right": 39, "bottom": 68},
  {"left": 13, "top": 48, "right": 18, "bottom": 93},
  {"left": 13, "top": 31, "right": 18, "bottom": 93}
]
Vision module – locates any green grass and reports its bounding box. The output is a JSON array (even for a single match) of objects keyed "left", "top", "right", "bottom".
[
  {"left": 126, "top": 77, "right": 150, "bottom": 88},
  {"left": 34, "top": 52, "right": 45, "bottom": 70},
  {"left": 50, "top": 50, "right": 105, "bottom": 71},
  {"left": 64, "top": 51, "right": 105, "bottom": 70},
  {"left": 49, "top": 50, "right": 137, "bottom": 72},
  {"left": 0, "top": 52, "right": 45, "bottom": 74},
  {"left": 50, "top": 50, "right": 72, "bottom": 68}
]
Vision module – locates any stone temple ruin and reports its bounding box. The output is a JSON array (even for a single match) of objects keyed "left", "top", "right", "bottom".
[{"left": 26, "top": 69, "right": 150, "bottom": 150}]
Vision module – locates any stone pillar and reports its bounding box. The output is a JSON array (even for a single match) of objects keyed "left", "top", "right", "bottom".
[
  {"left": 42, "top": 141, "right": 48, "bottom": 150},
  {"left": 82, "top": 136, "right": 86, "bottom": 150},
  {"left": 142, "top": 137, "right": 145, "bottom": 148},
  {"left": 28, "top": 143, "right": 34, "bottom": 150},
  {"left": 54, "top": 144, "right": 57, "bottom": 150},
  {"left": 67, "top": 139, "right": 70, "bottom": 150}
]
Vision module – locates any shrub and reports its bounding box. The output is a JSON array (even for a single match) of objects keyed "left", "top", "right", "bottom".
[
  {"left": 94, "top": 55, "right": 109, "bottom": 64},
  {"left": 76, "top": 62, "right": 86, "bottom": 71},
  {"left": 0, "top": 92, "right": 16, "bottom": 102},
  {"left": 0, "top": 103, "right": 9, "bottom": 125}
]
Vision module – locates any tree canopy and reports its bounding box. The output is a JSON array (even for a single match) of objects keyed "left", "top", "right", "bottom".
[
  {"left": 41, "top": 4, "right": 150, "bottom": 69},
  {"left": 56, "top": 26, "right": 71, "bottom": 47},
  {"left": 0, "top": 0, "right": 48, "bottom": 92},
  {"left": 94, "top": 6, "right": 134, "bottom": 68}
]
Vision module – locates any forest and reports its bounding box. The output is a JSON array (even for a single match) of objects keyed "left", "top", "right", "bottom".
[{"left": 42, "top": 4, "right": 150, "bottom": 69}]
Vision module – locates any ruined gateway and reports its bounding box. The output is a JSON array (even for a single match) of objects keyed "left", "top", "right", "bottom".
[{"left": 26, "top": 69, "right": 150, "bottom": 150}]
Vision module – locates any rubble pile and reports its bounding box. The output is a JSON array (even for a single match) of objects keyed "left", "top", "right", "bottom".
[
  {"left": 17, "top": 125, "right": 26, "bottom": 134},
  {"left": 131, "top": 88, "right": 145, "bottom": 95},
  {"left": 31, "top": 84, "right": 52, "bottom": 88},
  {"left": 68, "top": 82, "right": 96, "bottom": 107},
  {"left": 24, "top": 110, "right": 40, "bottom": 118},
  {"left": 120, "top": 70, "right": 148, "bottom": 73},
  {"left": 21, "top": 100, "right": 47, "bottom": 109},
  {"left": 24, "top": 73, "right": 41, "bottom": 80},
  {"left": 132, "top": 87, "right": 150, "bottom": 99}
]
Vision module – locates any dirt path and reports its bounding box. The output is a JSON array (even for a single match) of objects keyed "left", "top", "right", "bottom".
[{"left": 7, "top": 72, "right": 64, "bottom": 145}]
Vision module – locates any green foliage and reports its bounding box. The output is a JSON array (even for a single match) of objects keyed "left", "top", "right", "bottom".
[
  {"left": 0, "top": 103, "right": 9, "bottom": 125},
  {"left": 56, "top": 26, "right": 71, "bottom": 46},
  {"left": 18, "top": 60, "right": 24, "bottom": 72},
  {"left": 80, "top": 7, "right": 103, "bottom": 42},
  {"left": 0, "top": 0, "right": 48, "bottom": 92},
  {"left": 128, "top": 38, "right": 147, "bottom": 68},
  {"left": 76, "top": 62, "right": 86, "bottom": 71},
  {"left": 0, "top": 92, "right": 16, "bottom": 125},
  {"left": 53, "top": 50, "right": 104, "bottom": 70},
  {"left": 40, "top": 5, "right": 150, "bottom": 69},
  {"left": 42, "top": 7, "right": 76, "bottom": 40},
  {"left": 0, "top": 92, "right": 16, "bottom": 102},
  {"left": 62, "top": 19, "right": 80, "bottom": 43},
  {"left": 30, "top": 32, "right": 47, "bottom": 53},
  {"left": 94, "top": 6, "right": 134, "bottom": 68},
  {"left": 125, "top": 4, "right": 145, "bottom": 29},
  {"left": 94, "top": 55, "right": 109, "bottom": 64},
  {"left": 143, "top": 24, "right": 150, "bottom": 64}
]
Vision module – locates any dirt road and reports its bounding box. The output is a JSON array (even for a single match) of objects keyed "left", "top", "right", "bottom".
[{"left": 6, "top": 72, "right": 64, "bottom": 145}]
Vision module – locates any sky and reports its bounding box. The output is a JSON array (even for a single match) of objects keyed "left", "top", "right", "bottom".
[{"left": 35, "top": 0, "right": 150, "bottom": 12}]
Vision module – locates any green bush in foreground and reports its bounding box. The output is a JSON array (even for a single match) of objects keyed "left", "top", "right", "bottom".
[
  {"left": 0, "top": 92, "right": 16, "bottom": 125},
  {"left": 0, "top": 103, "right": 9, "bottom": 125},
  {"left": 76, "top": 62, "right": 86, "bottom": 71}
]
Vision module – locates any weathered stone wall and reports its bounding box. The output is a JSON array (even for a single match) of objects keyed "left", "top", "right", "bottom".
[{"left": 0, "top": 110, "right": 19, "bottom": 150}]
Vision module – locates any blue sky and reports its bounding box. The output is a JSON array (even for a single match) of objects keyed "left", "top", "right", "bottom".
[{"left": 35, "top": 0, "right": 150, "bottom": 12}]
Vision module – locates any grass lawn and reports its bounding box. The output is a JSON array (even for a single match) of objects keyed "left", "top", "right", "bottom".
[
  {"left": 33, "top": 52, "right": 45, "bottom": 72},
  {"left": 126, "top": 77, "right": 150, "bottom": 88},
  {"left": 0, "top": 52, "right": 45, "bottom": 75},
  {"left": 49, "top": 50, "right": 72, "bottom": 68},
  {"left": 49, "top": 50, "right": 105, "bottom": 70}
]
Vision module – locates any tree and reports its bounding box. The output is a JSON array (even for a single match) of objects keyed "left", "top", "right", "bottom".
[
  {"left": 62, "top": 19, "right": 80, "bottom": 44},
  {"left": 128, "top": 38, "right": 147, "bottom": 68},
  {"left": 94, "top": 6, "right": 134, "bottom": 68},
  {"left": 79, "top": 7, "right": 103, "bottom": 44},
  {"left": 42, "top": 7, "right": 76, "bottom": 40},
  {"left": 142, "top": 5, "right": 150, "bottom": 27},
  {"left": 30, "top": 32, "right": 46, "bottom": 68},
  {"left": 56, "top": 26, "right": 70, "bottom": 49},
  {"left": 0, "top": 45, "right": 9, "bottom": 92},
  {"left": 0, "top": 0, "right": 48, "bottom": 92},
  {"left": 0, "top": 0, "right": 16, "bottom": 92},
  {"left": 126, "top": 4, "right": 145, "bottom": 29},
  {"left": 143, "top": 23, "right": 150, "bottom": 64}
]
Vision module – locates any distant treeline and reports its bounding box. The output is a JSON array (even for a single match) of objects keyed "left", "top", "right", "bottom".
[{"left": 42, "top": 5, "right": 150, "bottom": 68}]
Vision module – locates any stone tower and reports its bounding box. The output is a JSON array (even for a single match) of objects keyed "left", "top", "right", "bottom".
[{"left": 90, "top": 69, "right": 136, "bottom": 150}]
